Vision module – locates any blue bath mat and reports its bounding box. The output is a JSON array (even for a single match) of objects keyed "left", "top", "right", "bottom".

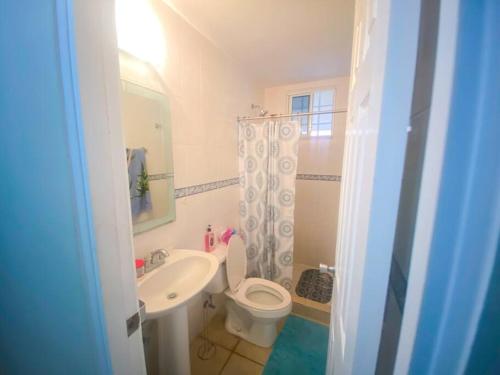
[{"left": 263, "top": 315, "right": 329, "bottom": 375}]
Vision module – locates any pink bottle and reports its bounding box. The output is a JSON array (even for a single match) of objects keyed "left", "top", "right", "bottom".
[
  {"left": 220, "top": 228, "right": 234, "bottom": 245},
  {"left": 204, "top": 225, "right": 215, "bottom": 252}
]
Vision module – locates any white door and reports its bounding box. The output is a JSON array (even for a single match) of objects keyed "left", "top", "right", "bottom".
[
  {"left": 326, "top": 0, "right": 422, "bottom": 374},
  {"left": 73, "top": 1, "right": 147, "bottom": 374}
]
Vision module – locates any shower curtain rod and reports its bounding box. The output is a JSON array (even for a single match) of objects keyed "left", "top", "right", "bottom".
[{"left": 236, "top": 109, "right": 347, "bottom": 122}]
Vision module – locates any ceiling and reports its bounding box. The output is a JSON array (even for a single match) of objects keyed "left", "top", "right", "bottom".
[{"left": 164, "top": 0, "right": 355, "bottom": 87}]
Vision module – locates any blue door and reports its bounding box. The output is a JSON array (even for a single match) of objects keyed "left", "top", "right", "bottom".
[{"left": 0, "top": 1, "right": 111, "bottom": 373}]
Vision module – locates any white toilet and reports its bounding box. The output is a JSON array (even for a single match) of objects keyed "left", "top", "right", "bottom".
[{"left": 205, "top": 236, "right": 292, "bottom": 347}]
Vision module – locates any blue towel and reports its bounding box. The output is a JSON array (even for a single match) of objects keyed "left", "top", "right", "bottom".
[{"left": 127, "top": 148, "right": 152, "bottom": 217}]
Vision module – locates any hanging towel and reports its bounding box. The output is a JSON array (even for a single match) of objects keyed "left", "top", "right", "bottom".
[{"left": 127, "top": 148, "right": 152, "bottom": 217}]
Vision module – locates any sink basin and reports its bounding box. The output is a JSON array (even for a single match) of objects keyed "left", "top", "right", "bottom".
[{"left": 138, "top": 249, "right": 219, "bottom": 319}]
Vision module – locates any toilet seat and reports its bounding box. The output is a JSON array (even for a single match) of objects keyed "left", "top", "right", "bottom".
[
  {"left": 234, "top": 278, "right": 291, "bottom": 312},
  {"left": 225, "top": 236, "right": 292, "bottom": 317}
]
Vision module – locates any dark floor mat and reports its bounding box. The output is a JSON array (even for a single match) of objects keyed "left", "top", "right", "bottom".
[{"left": 295, "top": 269, "right": 333, "bottom": 304}]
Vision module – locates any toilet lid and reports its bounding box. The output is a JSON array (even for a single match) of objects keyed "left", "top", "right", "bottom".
[{"left": 226, "top": 235, "right": 247, "bottom": 292}]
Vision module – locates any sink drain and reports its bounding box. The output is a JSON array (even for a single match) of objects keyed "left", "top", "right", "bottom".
[{"left": 167, "top": 292, "right": 177, "bottom": 300}]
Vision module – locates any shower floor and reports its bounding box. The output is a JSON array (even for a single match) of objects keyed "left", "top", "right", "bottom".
[{"left": 291, "top": 263, "right": 332, "bottom": 325}]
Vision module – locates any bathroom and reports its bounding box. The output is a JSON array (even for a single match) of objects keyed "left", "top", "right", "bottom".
[
  {"left": 117, "top": 1, "right": 353, "bottom": 373},
  {"left": 2, "top": 0, "right": 498, "bottom": 374}
]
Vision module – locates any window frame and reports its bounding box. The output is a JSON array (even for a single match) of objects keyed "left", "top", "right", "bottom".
[{"left": 287, "top": 87, "right": 336, "bottom": 138}]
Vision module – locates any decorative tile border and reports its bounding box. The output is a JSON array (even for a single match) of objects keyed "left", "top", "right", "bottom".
[
  {"left": 296, "top": 174, "right": 341, "bottom": 182},
  {"left": 173, "top": 174, "right": 341, "bottom": 199},
  {"left": 148, "top": 173, "right": 174, "bottom": 181},
  {"left": 174, "top": 177, "right": 239, "bottom": 199}
]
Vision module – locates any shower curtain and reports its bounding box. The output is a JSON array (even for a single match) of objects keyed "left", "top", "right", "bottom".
[{"left": 238, "top": 120, "right": 300, "bottom": 290}]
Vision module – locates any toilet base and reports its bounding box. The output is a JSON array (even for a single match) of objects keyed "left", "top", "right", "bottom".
[{"left": 225, "top": 299, "right": 279, "bottom": 348}]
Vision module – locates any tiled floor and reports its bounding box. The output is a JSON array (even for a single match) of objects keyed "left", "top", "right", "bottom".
[{"left": 190, "top": 314, "right": 285, "bottom": 375}]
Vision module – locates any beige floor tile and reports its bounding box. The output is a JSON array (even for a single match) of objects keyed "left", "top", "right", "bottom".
[
  {"left": 206, "top": 314, "right": 240, "bottom": 350},
  {"left": 221, "top": 354, "right": 263, "bottom": 375},
  {"left": 292, "top": 303, "right": 330, "bottom": 326},
  {"left": 235, "top": 339, "right": 272, "bottom": 365},
  {"left": 190, "top": 337, "right": 231, "bottom": 375}
]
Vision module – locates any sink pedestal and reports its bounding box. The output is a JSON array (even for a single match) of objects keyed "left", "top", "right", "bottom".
[
  {"left": 138, "top": 249, "right": 219, "bottom": 374},
  {"left": 158, "top": 305, "right": 190, "bottom": 375}
]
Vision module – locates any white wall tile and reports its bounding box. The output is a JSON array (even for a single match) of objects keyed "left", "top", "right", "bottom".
[
  {"left": 133, "top": 0, "right": 263, "bottom": 340},
  {"left": 264, "top": 78, "right": 348, "bottom": 267}
]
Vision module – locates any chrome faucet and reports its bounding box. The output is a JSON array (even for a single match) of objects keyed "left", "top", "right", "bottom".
[{"left": 145, "top": 248, "right": 169, "bottom": 273}]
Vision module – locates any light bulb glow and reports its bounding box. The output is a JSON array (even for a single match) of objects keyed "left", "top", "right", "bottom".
[{"left": 115, "top": 0, "right": 166, "bottom": 70}]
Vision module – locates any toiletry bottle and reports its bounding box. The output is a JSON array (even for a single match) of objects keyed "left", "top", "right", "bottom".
[
  {"left": 205, "top": 225, "right": 215, "bottom": 252},
  {"left": 135, "top": 259, "right": 145, "bottom": 278},
  {"left": 209, "top": 225, "right": 215, "bottom": 250}
]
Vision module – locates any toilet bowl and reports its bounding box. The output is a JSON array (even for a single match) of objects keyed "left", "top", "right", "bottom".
[{"left": 223, "top": 236, "right": 292, "bottom": 347}]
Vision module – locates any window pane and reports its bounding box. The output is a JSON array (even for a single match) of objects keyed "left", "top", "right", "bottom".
[
  {"left": 311, "top": 90, "right": 334, "bottom": 136},
  {"left": 291, "top": 95, "right": 310, "bottom": 113},
  {"left": 291, "top": 95, "right": 310, "bottom": 135},
  {"left": 312, "top": 90, "right": 334, "bottom": 111}
]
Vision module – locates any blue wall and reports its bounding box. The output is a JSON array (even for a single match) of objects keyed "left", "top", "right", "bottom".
[
  {"left": 466, "top": 246, "right": 500, "bottom": 374},
  {"left": 0, "top": 1, "right": 111, "bottom": 373}
]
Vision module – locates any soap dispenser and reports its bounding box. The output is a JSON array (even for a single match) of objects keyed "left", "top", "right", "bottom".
[{"left": 204, "top": 225, "right": 215, "bottom": 252}]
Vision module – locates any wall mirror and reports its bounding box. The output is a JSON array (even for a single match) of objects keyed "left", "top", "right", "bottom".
[{"left": 119, "top": 53, "right": 175, "bottom": 234}]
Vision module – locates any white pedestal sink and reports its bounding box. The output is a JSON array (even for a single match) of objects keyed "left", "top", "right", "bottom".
[{"left": 138, "top": 249, "right": 219, "bottom": 375}]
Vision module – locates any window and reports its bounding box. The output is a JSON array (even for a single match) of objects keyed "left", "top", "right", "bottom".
[{"left": 289, "top": 89, "right": 335, "bottom": 136}]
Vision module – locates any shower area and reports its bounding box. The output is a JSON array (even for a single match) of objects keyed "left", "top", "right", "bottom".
[{"left": 238, "top": 77, "right": 348, "bottom": 324}]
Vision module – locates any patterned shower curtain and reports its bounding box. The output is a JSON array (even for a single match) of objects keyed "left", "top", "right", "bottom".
[{"left": 238, "top": 120, "right": 300, "bottom": 291}]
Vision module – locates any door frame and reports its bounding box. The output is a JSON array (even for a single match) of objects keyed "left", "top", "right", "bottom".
[
  {"left": 396, "top": 0, "right": 500, "bottom": 372},
  {"left": 393, "top": 0, "right": 461, "bottom": 372},
  {"left": 329, "top": 0, "right": 499, "bottom": 373},
  {"left": 55, "top": 3, "right": 112, "bottom": 370}
]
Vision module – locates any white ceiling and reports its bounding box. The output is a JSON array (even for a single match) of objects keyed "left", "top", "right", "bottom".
[{"left": 164, "top": 0, "right": 355, "bottom": 87}]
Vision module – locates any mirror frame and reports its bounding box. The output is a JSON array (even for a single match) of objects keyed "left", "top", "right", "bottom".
[{"left": 119, "top": 52, "right": 176, "bottom": 234}]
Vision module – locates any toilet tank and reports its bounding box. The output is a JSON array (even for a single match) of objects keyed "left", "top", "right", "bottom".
[{"left": 204, "top": 244, "right": 229, "bottom": 294}]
